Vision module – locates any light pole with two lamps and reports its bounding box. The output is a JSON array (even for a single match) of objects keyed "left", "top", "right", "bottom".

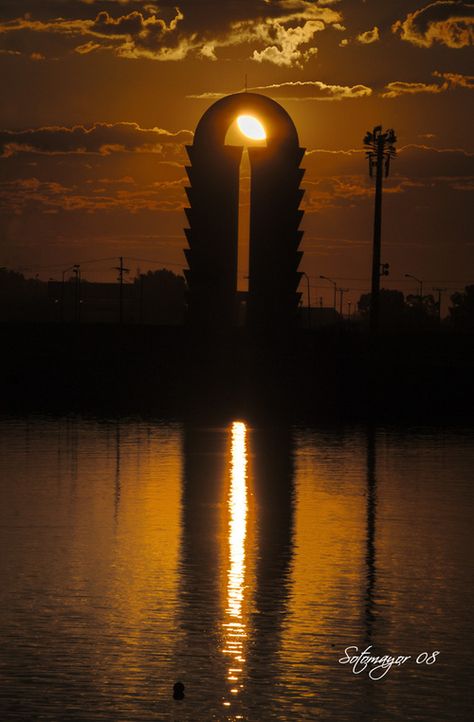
[
  {"left": 405, "top": 273, "right": 423, "bottom": 300},
  {"left": 320, "top": 275, "right": 337, "bottom": 310}
]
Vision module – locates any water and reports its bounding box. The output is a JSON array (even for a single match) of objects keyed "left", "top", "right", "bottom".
[{"left": 0, "top": 417, "right": 472, "bottom": 721}]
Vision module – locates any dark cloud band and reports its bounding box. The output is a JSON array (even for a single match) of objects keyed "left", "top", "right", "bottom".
[{"left": 0, "top": 122, "right": 193, "bottom": 157}]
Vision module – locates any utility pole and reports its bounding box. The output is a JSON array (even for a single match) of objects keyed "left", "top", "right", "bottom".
[
  {"left": 338, "top": 288, "right": 349, "bottom": 316},
  {"left": 72, "top": 264, "right": 81, "bottom": 322},
  {"left": 364, "top": 126, "right": 397, "bottom": 337},
  {"left": 114, "top": 256, "right": 129, "bottom": 324},
  {"left": 432, "top": 287, "right": 447, "bottom": 323}
]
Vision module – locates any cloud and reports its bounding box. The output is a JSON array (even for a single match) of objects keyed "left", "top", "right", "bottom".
[
  {"left": 0, "top": 122, "right": 193, "bottom": 158},
  {"left": 185, "top": 91, "right": 227, "bottom": 100},
  {"left": 249, "top": 19, "right": 323, "bottom": 67},
  {"left": 396, "top": 143, "right": 474, "bottom": 176},
  {"left": 436, "top": 70, "right": 474, "bottom": 87},
  {"left": 303, "top": 176, "right": 426, "bottom": 213},
  {"left": 0, "top": 7, "right": 187, "bottom": 60},
  {"left": 381, "top": 70, "right": 474, "bottom": 97},
  {"left": 381, "top": 80, "right": 448, "bottom": 98},
  {"left": 0, "top": 1, "right": 342, "bottom": 65},
  {"left": 74, "top": 40, "right": 105, "bottom": 54},
  {"left": 303, "top": 144, "right": 474, "bottom": 179},
  {"left": 302, "top": 145, "right": 474, "bottom": 214},
  {"left": 188, "top": 80, "right": 372, "bottom": 101},
  {"left": 0, "top": 175, "right": 188, "bottom": 215},
  {"left": 338, "top": 24, "right": 379, "bottom": 46},
  {"left": 392, "top": 1, "right": 474, "bottom": 48},
  {"left": 196, "top": 2, "right": 342, "bottom": 67},
  {"left": 356, "top": 26, "right": 380, "bottom": 44}
]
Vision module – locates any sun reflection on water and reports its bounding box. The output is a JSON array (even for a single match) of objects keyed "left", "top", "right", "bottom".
[{"left": 222, "top": 421, "right": 248, "bottom": 712}]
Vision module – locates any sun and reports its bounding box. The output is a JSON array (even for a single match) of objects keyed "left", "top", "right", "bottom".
[{"left": 237, "top": 115, "right": 266, "bottom": 141}]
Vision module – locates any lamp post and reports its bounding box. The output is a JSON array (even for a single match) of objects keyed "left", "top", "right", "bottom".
[
  {"left": 405, "top": 273, "right": 423, "bottom": 299},
  {"left": 320, "top": 275, "right": 337, "bottom": 310},
  {"left": 364, "top": 126, "right": 397, "bottom": 337},
  {"left": 301, "top": 272, "right": 311, "bottom": 328}
]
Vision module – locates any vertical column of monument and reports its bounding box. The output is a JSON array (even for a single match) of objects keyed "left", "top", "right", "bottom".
[
  {"left": 244, "top": 425, "right": 295, "bottom": 711},
  {"left": 172, "top": 425, "right": 229, "bottom": 704},
  {"left": 247, "top": 146, "right": 305, "bottom": 330},
  {"left": 184, "top": 144, "right": 243, "bottom": 327}
]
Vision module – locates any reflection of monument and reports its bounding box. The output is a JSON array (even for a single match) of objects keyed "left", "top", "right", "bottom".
[
  {"left": 175, "top": 422, "right": 295, "bottom": 719},
  {"left": 184, "top": 93, "right": 305, "bottom": 329},
  {"left": 244, "top": 425, "right": 295, "bottom": 708}
]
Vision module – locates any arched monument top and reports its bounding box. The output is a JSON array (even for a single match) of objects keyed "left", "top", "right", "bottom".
[{"left": 193, "top": 92, "right": 300, "bottom": 151}]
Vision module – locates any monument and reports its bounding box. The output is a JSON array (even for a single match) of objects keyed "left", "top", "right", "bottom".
[{"left": 183, "top": 92, "right": 305, "bottom": 330}]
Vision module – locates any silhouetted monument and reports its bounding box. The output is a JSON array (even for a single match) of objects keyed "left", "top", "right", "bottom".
[{"left": 184, "top": 92, "right": 305, "bottom": 329}]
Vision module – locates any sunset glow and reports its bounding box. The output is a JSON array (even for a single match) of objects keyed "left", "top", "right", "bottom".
[{"left": 0, "top": 1, "right": 471, "bottom": 295}]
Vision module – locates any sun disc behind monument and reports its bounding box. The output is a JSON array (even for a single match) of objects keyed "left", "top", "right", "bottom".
[
  {"left": 237, "top": 115, "right": 266, "bottom": 141},
  {"left": 183, "top": 92, "right": 305, "bottom": 330}
]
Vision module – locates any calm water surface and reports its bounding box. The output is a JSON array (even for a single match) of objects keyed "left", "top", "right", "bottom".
[{"left": 0, "top": 417, "right": 472, "bottom": 721}]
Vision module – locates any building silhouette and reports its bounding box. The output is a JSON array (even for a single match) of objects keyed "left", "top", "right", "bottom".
[{"left": 184, "top": 92, "right": 305, "bottom": 330}]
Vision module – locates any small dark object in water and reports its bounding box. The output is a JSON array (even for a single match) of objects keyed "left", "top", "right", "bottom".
[{"left": 173, "top": 682, "right": 185, "bottom": 700}]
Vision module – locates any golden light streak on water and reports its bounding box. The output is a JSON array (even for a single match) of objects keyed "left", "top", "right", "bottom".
[{"left": 222, "top": 421, "right": 248, "bottom": 713}]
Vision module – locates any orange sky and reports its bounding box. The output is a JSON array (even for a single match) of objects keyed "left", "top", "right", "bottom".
[{"left": 0, "top": 0, "right": 472, "bottom": 307}]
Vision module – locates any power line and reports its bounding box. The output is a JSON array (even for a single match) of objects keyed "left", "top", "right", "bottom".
[
  {"left": 125, "top": 256, "right": 184, "bottom": 268},
  {"left": 5, "top": 257, "right": 471, "bottom": 289}
]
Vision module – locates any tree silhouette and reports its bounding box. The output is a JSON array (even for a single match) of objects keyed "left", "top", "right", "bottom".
[
  {"left": 448, "top": 285, "right": 474, "bottom": 331},
  {"left": 358, "top": 288, "right": 438, "bottom": 329},
  {"left": 358, "top": 289, "right": 405, "bottom": 326},
  {"left": 0, "top": 268, "right": 48, "bottom": 321},
  {"left": 405, "top": 293, "right": 438, "bottom": 325},
  {"left": 135, "top": 269, "right": 186, "bottom": 324}
]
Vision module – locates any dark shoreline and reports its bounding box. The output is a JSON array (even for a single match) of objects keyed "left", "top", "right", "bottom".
[{"left": 2, "top": 322, "right": 473, "bottom": 423}]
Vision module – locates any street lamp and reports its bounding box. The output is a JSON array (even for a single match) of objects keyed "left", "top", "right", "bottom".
[
  {"left": 301, "top": 272, "right": 311, "bottom": 328},
  {"left": 320, "top": 275, "right": 337, "bottom": 310},
  {"left": 405, "top": 273, "right": 423, "bottom": 299}
]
